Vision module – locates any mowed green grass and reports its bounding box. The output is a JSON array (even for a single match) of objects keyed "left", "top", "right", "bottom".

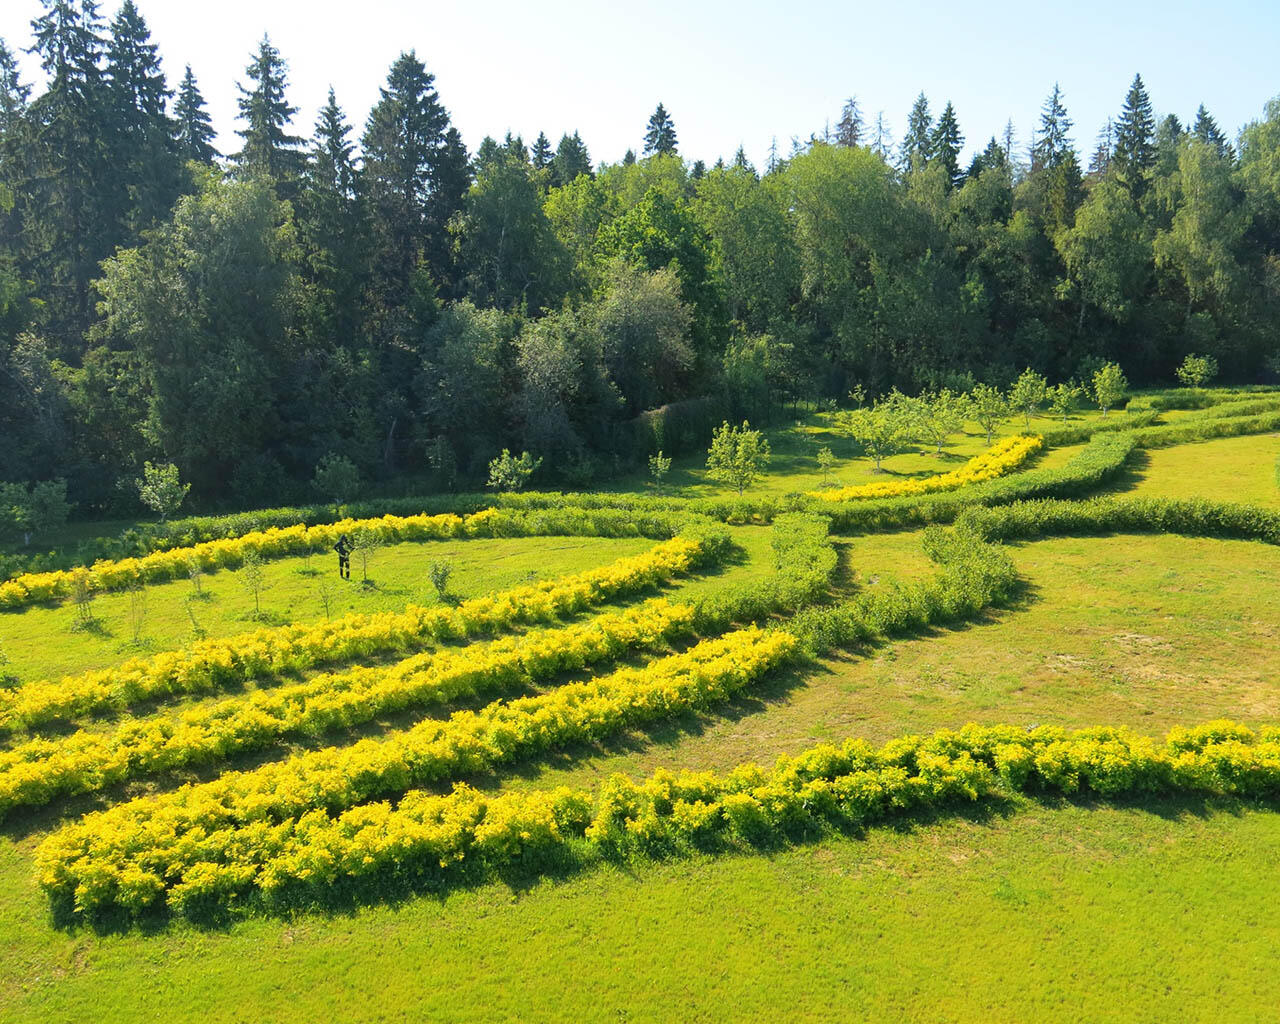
[
  {"left": 2, "top": 797, "right": 1277, "bottom": 1022},
  {"left": 1119, "top": 432, "right": 1280, "bottom": 506},
  {"left": 5, "top": 409, "right": 1280, "bottom": 1022},
  {"left": 0, "top": 535, "right": 661, "bottom": 683},
  {"left": 605, "top": 407, "right": 1108, "bottom": 499}
]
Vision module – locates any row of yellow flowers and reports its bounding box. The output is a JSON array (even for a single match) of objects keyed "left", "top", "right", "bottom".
[
  {"left": 810, "top": 434, "right": 1044, "bottom": 502},
  {"left": 0, "top": 537, "right": 707, "bottom": 732},
  {"left": 0, "top": 505, "right": 693, "bottom": 611},
  {"left": 37, "top": 625, "right": 797, "bottom": 915},
  {"left": 0, "top": 599, "right": 697, "bottom": 814},
  {"left": 37, "top": 719, "right": 1280, "bottom": 918}
]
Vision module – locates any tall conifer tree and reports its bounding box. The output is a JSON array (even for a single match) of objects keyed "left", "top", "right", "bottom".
[
  {"left": 930, "top": 101, "right": 964, "bottom": 189},
  {"left": 1113, "top": 73, "right": 1156, "bottom": 195},
  {"left": 234, "top": 35, "right": 305, "bottom": 192},
  {"left": 174, "top": 65, "right": 217, "bottom": 164},
  {"left": 1033, "top": 83, "right": 1073, "bottom": 169},
  {"left": 901, "top": 92, "right": 932, "bottom": 171},
  {"left": 835, "top": 97, "right": 863, "bottom": 147},
  {"left": 643, "top": 103, "right": 678, "bottom": 156}
]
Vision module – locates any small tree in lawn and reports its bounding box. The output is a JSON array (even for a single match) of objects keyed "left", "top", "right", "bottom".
[
  {"left": 1093, "top": 362, "right": 1128, "bottom": 417},
  {"left": 838, "top": 399, "right": 912, "bottom": 472},
  {"left": 816, "top": 445, "right": 836, "bottom": 486},
  {"left": 648, "top": 451, "right": 672, "bottom": 493},
  {"left": 239, "top": 551, "right": 269, "bottom": 619},
  {"left": 313, "top": 453, "right": 360, "bottom": 514},
  {"left": 350, "top": 527, "right": 383, "bottom": 583},
  {"left": 705, "top": 421, "right": 771, "bottom": 495},
  {"left": 0, "top": 637, "right": 16, "bottom": 687},
  {"left": 136, "top": 462, "right": 190, "bottom": 522},
  {"left": 969, "top": 384, "right": 1008, "bottom": 445},
  {"left": 1175, "top": 353, "right": 1218, "bottom": 388},
  {"left": 487, "top": 450, "right": 542, "bottom": 492},
  {"left": 69, "top": 568, "right": 98, "bottom": 629},
  {"left": 429, "top": 560, "right": 453, "bottom": 600},
  {"left": 1048, "top": 381, "right": 1084, "bottom": 423},
  {"left": 917, "top": 389, "right": 971, "bottom": 455},
  {"left": 1009, "top": 369, "right": 1048, "bottom": 429}
]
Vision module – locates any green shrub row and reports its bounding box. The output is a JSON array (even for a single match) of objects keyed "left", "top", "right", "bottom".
[
  {"left": 40, "top": 719, "right": 1280, "bottom": 921},
  {"left": 957, "top": 497, "right": 1280, "bottom": 547}
]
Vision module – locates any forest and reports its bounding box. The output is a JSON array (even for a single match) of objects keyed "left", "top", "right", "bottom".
[{"left": 2, "top": 0, "right": 1280, "bottom": 513}]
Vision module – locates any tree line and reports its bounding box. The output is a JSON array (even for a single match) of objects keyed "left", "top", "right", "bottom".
[{"left": 2, "top": 0, "right": 1280, "bottom": 514}]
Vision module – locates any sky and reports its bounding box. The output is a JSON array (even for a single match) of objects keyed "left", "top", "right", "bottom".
[{"left": 1, "top": 0, "right": 1278, "bottom": 170}]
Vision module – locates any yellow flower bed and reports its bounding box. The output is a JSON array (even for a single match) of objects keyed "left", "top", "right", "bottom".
[
  {"left": 0, "top": 537, "right": 706, "bottom": 731},
  {"left": 0, "top": 599, "right": 697, "bottom": 814},
  {"left": 37, "top": 625, "right": 797, "bottom": 915},
  {"left": 810, "top": 434, "right": 1044, "bottom": 502}
]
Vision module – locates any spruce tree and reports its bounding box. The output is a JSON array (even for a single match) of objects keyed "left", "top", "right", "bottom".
[
  {"left": 531, "top": 131, "right": 552, "bottom": 170},
  {"left": 361, "top": 51, "right": 450, "bottom": 319},
  {"left": 103, "top": 1, "right": 180, "bottom": 236},
  {"left": 1089, "top": 119, "right": 1114, "bottom": 177},
  {"left": 234, "top": 35, "right": 305, "bottom": 191},
  {"left": 732, "top": 145, "right": 753, "bottom": 173},
  {"left": 1033, "top": 83, "right": 1073, "bottom": 169},
  {"left": 870, "top": 112, "right": 894, "bottom": 160},
  {"left": 0, "top": 40, "right": 30, "bottom": 138},
  {"left": 26, "top": 0, "right": 112, "bottom": 348},
  {"left": 835, "top": 96, "right": 863, "bottom": 147},
  {"left": 298, "top": 87, "right": 365, "bottom": 344},
  {"left": 174, "top": 65, "right": 217, "bottom": 163},
  {"left": 1113, "top": 73, "right": 1156, "bottom": 195},
  {"left": 1193, "top": 104, "right": 1231, "bottom": 159},
  {"left": 901, "top": 92, "right": 932, "bottom": 171},
  {"left": 426, "top": 126, "right": 470, "bottom": 294},
  {"left": 550, "top": 131, "right": 591, "bottom": 184},
  {"left": 503, "top": 130, "right": 528, "bottom": 164},
  {"left": 643, "top": 103, "right": 678, "bottom": 156},
  {"left": 930, "top": 101, "right": 964, "bottom": 189}
]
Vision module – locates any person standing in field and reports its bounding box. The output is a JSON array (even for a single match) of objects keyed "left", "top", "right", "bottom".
[{"left": 334, "top": 533, "right": 352, "bottom": 579}]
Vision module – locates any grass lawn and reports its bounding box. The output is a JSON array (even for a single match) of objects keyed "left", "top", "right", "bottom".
[
  {"left": 2, "top": 797, "right": 1276, "bottom": 1022},
  {"left": 0, "top": 535, "right": 660, "bottom": 683},
  {"left": 1117, "top": 432, "right": 1280, "bottom": 506},
  {"left": 603, "top": 408, "right": 1112, "bottom": 499},
  {"left": 5, "top": 394, "right": 1280, "bottom": 1023}
]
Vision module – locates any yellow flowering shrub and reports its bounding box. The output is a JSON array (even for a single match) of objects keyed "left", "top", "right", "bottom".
[
  {"left": 0, "top": 536, "right": 707, "bottom": 731},
  {"left": 37, "top": 719, "right": 1280, "bottom": 920},
  {"left": 0, "top": 599, "right": 697, "bottom": 813},
  {"left": 36, "top": 626, "right": 797, "bottom": 915},
  {"left": 810, "top": 434, "right": 1043, "bottom": 502}
]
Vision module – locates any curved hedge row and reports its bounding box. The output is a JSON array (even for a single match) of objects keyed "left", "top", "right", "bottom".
[
  {"left": 0, "top": 535, "right": 719, "bottom": 732},
  {"left": 38, "top": 719, "right": 1279, "bottom": 920},
  {"left": 0, "top": 599, "right": 699, "bottom": 815},
  {"left": 0, "top": 506, "right": 708, "bottom": 612}
]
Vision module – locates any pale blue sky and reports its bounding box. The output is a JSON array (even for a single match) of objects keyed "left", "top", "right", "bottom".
[{"left": 2, "top": 0, "right": 1277, "bottom": 168}]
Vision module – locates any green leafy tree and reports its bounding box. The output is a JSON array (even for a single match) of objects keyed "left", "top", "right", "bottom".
[
  {"left": 239, "top": 550, "right": 269, "bottom": 619},
  {"left": 705, "top": 420, "right": 771, "bottom": 494},
  {"left": 1175, "top": 353, "right": 1218, "bottom": 388},
  {"left": 643, "top": 103, "right": 678, "bottom": 157},
  {"left": 837, "top": 397, "right": 912, "bottom": 471},
  {"left": 1048, "top": 381, "right": 1084, "bottom": 422},
  {"left": 1009, "top": 368, "right": 1048, "bottom": 428},
  {"left": 1057, "top": 179, "right": 1152, "bottom": 333},
  {"left": 0, "top": 479, "right": 70, "bottom": 545},
  {"left": 313, "top": 453, "right": 360, "bottom": 511},
  {"left": 1092, "top": 361, "right": 1128, "bottom": 417},
  {"left": 816, "top": 445, "right": 836, "bottom": 485},
  {"left": 135, "top": 461, "right": 189, "bottom": 521},
  {"left": 915, "top": 388, "right": 971, "bottom": 454},
  {"left": 428, "top": 559, "right": 453, "bottom": 600},
  {"left": 350, "top": 527, "right": 383, "bottom": 584},
  {"left": 970, "top": 384, "right": 1008, "bottom": 445},
  {"left": 487, "top": 449, "right": 541, "bottom": 492},
  {"left": 648, "top": 450, "right": 672, "bottom": 492}
]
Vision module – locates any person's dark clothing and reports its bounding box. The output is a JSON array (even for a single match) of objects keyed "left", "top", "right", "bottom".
[{"left": 334, "top": 535, "right": 352, "bottom": 579}]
